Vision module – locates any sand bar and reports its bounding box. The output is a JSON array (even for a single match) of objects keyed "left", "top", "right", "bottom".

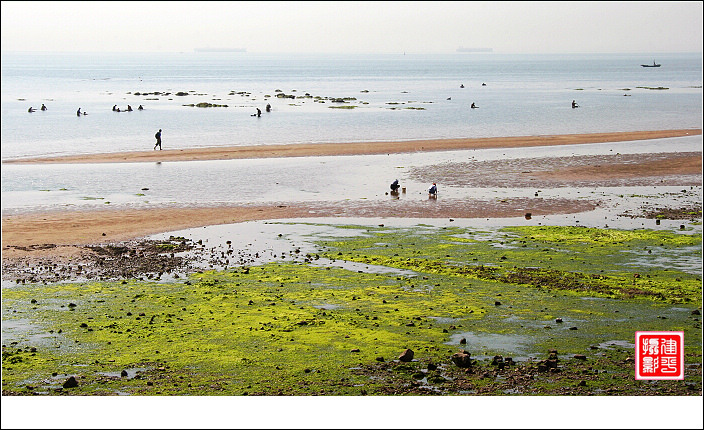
[
  {"left": 3, "top": 129, "right": 700, "bottom": 164},
  {"left": 2, "top": 129, "right": 701, "bottom": 262}
]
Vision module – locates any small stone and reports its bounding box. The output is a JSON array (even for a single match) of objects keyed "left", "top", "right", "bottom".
[
  {"left": 350, "top": 348, "right": 360, "bottom": 353},
  {"left": 459, "top": 338, "right": 467, "bottom": 344},
  {"left": 692, "top": 309, "right": 701, "bottom": 315},
  {"left": 569, "top": 326, "right": 578, "bottom": 330},
  {"left": 62, "top": 376, "right": 78, "bottom": 388},
  {"left": 121, "top": 370, "right": 128, "bottom": 377},
  {"left": 555, "top": 318, "right": 563, "bottom": 323},
  {"left": 451, "top": 350, "right": 473, "bottom": 368},
  {"left": 574, "top": 354, "right": 587, "bottom": 360},
  {"left": 398, "top": 349, "right": 414, "bottom": 362}
]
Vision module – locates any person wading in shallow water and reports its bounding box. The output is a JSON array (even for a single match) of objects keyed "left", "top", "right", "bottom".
[{"left": 154, "top": 129, "right": 162, "bottom": 150}]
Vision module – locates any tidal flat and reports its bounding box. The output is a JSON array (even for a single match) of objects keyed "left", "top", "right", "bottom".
[{"left": 2, "top": 222, "right": 701, "bottom": 396}]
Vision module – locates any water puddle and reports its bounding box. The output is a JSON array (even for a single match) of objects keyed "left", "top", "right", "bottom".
[
  {"left": 445, "top": 331, "right": 535, "bottom": 360},
  {"left": 596, "top": 340, "right": 635, "bottom": 350},
  {"left": 98, "top": 367, "right": 148, "bottom": 379}
]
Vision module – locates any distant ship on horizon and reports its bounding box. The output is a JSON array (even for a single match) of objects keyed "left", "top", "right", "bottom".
[
  {"left": 194, "top": 47, "right": 246, "bottom": 53},
  {"left": 456, "top": 47, "right": 493, "bottom": 53}
]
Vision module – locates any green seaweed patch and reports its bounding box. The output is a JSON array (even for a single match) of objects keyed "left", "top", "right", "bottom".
[
  {"left": 2, "top": 222, "right": 701, "bottom": 396},
  {"left": 636, "top": 86, "right": 669, "bottom": 90},
  {"left": 503, "top": 226, "right": 700, "bottom": 247},
  {"left": 329, "top": 105, "right": 356, "bottom": 109},
  {"left": 314, "top": 224, "right": 701, "bottom": 304}
]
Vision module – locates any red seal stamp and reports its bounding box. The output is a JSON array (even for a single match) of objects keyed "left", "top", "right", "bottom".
[{"left": 635, "top": 331, "right": 684, "bottom": 380}]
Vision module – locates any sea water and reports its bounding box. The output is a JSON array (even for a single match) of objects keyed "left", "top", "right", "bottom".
[
  {"left": 1, "top": 51, "right": 702, "bottom": 214},
  {"left": 2, "top": 51, "right": 701, "bottom": 160}
]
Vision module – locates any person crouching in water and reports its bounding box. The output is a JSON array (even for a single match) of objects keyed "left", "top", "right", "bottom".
[
  {"left": 428, "top": 183, "right": 437, "bottom": 198},
  {"left": 390, "top": 179, "right": 400, "bottom": 194}
]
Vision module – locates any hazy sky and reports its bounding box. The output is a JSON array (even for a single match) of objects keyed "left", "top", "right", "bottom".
[{"left": 1, "top": 1, "right": 702, "bottom": 54}]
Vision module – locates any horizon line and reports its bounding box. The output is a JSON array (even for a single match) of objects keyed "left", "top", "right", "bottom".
[{"left": 2, "top": 49, "right": 703, "bottom": 56}]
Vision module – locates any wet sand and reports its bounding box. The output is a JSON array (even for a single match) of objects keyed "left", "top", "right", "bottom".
[
  {"left": 2, "top": 129, "right": 699, "bottom": 164},
  {"left": 2, "top": 129, "right": 702, "bottom": 263}
]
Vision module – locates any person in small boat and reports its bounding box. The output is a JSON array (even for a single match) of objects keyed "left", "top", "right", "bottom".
[
  {"left": 138, "top": 105, "right": 144, "bottom": 110},
  {"left": 113, "top": 104, "right": 117, "bottom": 111},
  {"left": 127, "top": 105, "right": 133, "bottom": 112},
  {"left": 266, "top": 103, "right": 271, "bottom": 112},
  {"left": 77, "top": 108, "right": 82, "bottom": 116},
  {"left": 28, "top": 107, "right": 36, "bottom": 113},
  {"left": 471, "top": 102, "right": 477, "bottom": 109},
  {"left": 572, "top": 100, "right": 579, "bottom": 108},
  {"left": 40, "top": 104, "right": 47, "bottom": 111}
]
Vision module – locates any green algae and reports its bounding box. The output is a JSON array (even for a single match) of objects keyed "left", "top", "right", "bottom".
[{"left": 2, "top": 223, "right": 701, "bottom": 395}]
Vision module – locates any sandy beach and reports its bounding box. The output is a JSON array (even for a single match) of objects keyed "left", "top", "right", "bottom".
[
  {"left": 2, "top": 129, "right": 699, "bottom": 165},
  {"left": 2, "top": 129, "right": 701, "bottom": 263}
]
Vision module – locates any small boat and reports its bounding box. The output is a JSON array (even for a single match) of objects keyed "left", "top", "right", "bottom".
[{"left": 641, "top": 61, "right": 661, "bottom": 68}]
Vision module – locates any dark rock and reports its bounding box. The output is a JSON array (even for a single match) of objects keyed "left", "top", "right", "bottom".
[
  {"left": 62, "top": 376, "right": 78, "bottom": 388},
  {"left": 459, "top": 337, "right": 467, "bottom": 345},
  {"left": 524, "top": 213, "right": 532, "bottom": 220},
  {"left": 451, "top": 350, "right": 473, "bottom": 368},
  {"left": 569, "top": 326, "right": 578, "bottom": 330},
  {"left": 692, "top": 309, "right": 701, "bottom": 315},
  {"left": 121, "top": 370, "right": 128, "bottom": 377},
  {"left": 398, "top": 349, "right": 414, "bottom": 362},
  {"left": 350, "top": 348, "right": 360, "bottom": 353},
  {"left": 491, "top": 355, "right": 504, "bottom": 365},
  {"left": 375, "top": 356, "right": 385, "bottom": 362},
  {"left": 427, "top": 362, "right": 437, "bottom": 371},
  {"left": 574, "top": 354, "right": 587, "bottom": 360},
  {"left": 494, "top": 301, "right": 501, "bottom": 306},
  {"left": 555, "top": 318, "right": 563, "bottom": 323}
]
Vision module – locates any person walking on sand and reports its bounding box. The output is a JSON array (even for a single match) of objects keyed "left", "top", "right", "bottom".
[
  {"left": 154, "top": 129, "right": 162, "bottom": 150},
  {"left": 257, "top": 107, "right": 262, "bottom": 117},
  {"left": 266, "top": 103, "right": 271, "bottom": 112}
]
